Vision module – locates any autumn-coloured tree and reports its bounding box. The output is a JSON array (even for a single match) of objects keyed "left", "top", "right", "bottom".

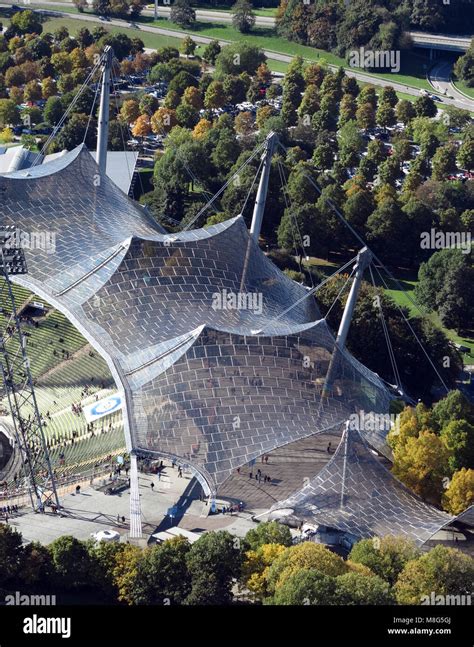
[
  {"left": 234, "top": 111, "right": 255, "bottom": 136},
  {"left": 256, "top": 62, "right": 272, "bottom": 86},
  {"left": 183, "top": 86, "right": 203, "bottom": 110},
  {"left": 442, "top": 468, "right": 474, "bottom": 515},
  {"left": 120, "top": 99, "right": 140, "bottom": 124},
  {"left": 132, "top": 114, "right": 151, "bottom": 138},
  {"left": 23, "top": 80, "right": 42, "bottom": 103},
  {"left": 151, "top": 107, "right": 177, "bottom": 134},
  {"left": 41, "top": 77, "right": 57, "bottom": 99},
  {"left": 192, "top": 118, "right": 212, "bottom": 140},
  {"left": 392, "top": 430, "right": 449, "bottom": 504}
]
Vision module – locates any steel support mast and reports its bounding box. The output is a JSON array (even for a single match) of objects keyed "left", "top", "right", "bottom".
[{"left": 97, "top": 46, "right": 113, "bottom": 177}]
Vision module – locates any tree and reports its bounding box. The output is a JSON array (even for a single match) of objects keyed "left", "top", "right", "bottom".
[
  {"left": 242, "top": 543, "right": 287, "bottom": 600},
  {"left": 432, "top": 143, "right": 458, "bottom": 181},
  {"left": 204, "top": 81, "right": 226, "bottom": 110},
  {"left": 21, "top": 542, "right": 55, "bottom": 590},
  {"left": 223, "top": 75, "right": 247, "bottom": 104},
  {"left": 24, "top": 80, "right": 41, "bottom": 103},
  {"left": 120, "top": 99, "right": 140, "bottom": 124},
  {"left": 270, "top": 569, "right": 338, "bottom": 605},
  {"left": 132, "top": 114, "right": 151, "bottom": 138},
  {"left": 256, "top": 62, "right": 272, "bottom": 86},
  {"left": 432, "top": 390, "right": 474, "bottom": 432},
  {"left": 48, "top": 536, "right": 92, "bottom": 589},
  {"left": 44, "top": 96, "right": 63, "bottom": 126},
  {"left": 176, "top": 102, "right": 199, "bottom": 128},
  {"left": 202, "top": 40, "right": 221, "bottom": 65},
  {"left": 10, "top": 9, "right": 42, "bottom": 35},
  {"left": 0, "top": 126, "right": 13, "bottom": 143},
  {"left": 170, "top": 0, "right": 196, "bottom": 29},
  {"left": 169, "top": 70, "right": 199, "bottom": 97},
  {"left": 180, "top": 35, "right": 196, "bottom": 58},
  {"left": 380, "top": 85, "right": 398, "bottom": 108},
  {"left": 312, "top": 142, "right": 334, "bottom": 170},
  {"left": 231, "top": 0, "right": 256, "bottom": 34},
  {"left": 214, "top": 42, "right": 266, "bottom": 78},
  {"left": 139, "top": 93, "right": 159, "bottom": 116},
  {"left": 5, "top": 65, "right": 25, "bottom": 87},
  {"left": 442, "top": 468, "right": 474, "bottom": 515},
  {"left": 0, "top": 525, "right": 23, "bottom": 585},
  {"left": 335, "top": 572, "right": 393, "bottom": 605},
  {"left": 396, "top": 99, "right": 416, "bottom": 125},
  {"left": 454, "top": 39, "right": 474, "bottom": 87},
  {"left": 0, "top": 99, "right": 20, "bottom": 126},
  {"left": 358, "top": 85, "right": 377, "bottom": 108},
  {"left": 392, "top": 430, "right": 449, "bottom": 504},
  {"left": 193, "top": 118, "right": 212, "bottom": 140},
  {"left": 356, "top": 102, "right": 376, "bottom": 131},
  {"left": 266, "top": 542, "right": 348, "bottom": 596},
  {"left": 53, "top": 112, "right": 96, "bottom": 151},
  {"left": 415, "top": 249, "right": 474, "bottom": 333},
  {"left": 298, "top": 85, "right": 319, "bottom": 122},
  {"left": 376, "top": 101, "right": 396, "bottom": 130},
  {"left": 441, "top": 419, "right": 474, "bottom": 474},
  {"left": 457, "top": 138, "right": 474, "bottom": 171},
  {"left": 234, "top": 110, "right": 255, "bottom": 136},
  {"left": 185, "top": 531, "right": 242, "bottom": 605},
  {"left": 112, "top": 544, "right": 142, "bottom": 604},
  {"left": 244, "top": 521, "right": 293, "bottom": 551},
  {"left": 182, "top": 85, "right": 203, "bottom": 110},
  {"left": 41, "top": 77, "right": 57, "bottom": 100},
  {"left": 121, "top": 537, "right": 192, "bottom": 605},
  {"left": 394, "top": 546, "right": 474, "bottom": 605},
  {"left": 349, "top": 536, "right": 421, "bottom": 586},
  {"left": 414, "top": 94, "right": 437, "bottom": 118}
]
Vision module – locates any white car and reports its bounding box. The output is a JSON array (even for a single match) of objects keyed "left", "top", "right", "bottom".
[{"left": 90, "top": 529, "right": 120, "bottom": 543}]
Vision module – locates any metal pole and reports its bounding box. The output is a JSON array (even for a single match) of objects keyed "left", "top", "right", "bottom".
[
  {"left": 335, "top": 247, "right": 373, "bottom": 349},
  {"left": 321, "top": 247, "right": 372, "bottom": 398},
  {"left": 154, "top": 0, "right": 158, "bottom": 20},
  {"left": 97, "top": 46, "right": 113, "bottom": 177},
  {"left": 249, "top": 131, "right": 277, "bottom": 243}
]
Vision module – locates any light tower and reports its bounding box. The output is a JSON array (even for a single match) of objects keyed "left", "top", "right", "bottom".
[{"left": 0, "top": 227, "right": 59, "bottom": 511}]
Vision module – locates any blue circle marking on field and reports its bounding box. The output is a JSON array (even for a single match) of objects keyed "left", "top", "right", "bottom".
[{"left": 90, "top": 395, "right": 122, "bottom": 417}]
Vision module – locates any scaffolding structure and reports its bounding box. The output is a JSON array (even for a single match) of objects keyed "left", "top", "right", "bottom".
[{"left": 0, "top": 227, "right": 59, "bottom": 511}]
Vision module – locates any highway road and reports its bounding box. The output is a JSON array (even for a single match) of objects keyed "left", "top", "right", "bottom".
[{"left": 429, "top": 59, "right": 473, "bottom": 111}]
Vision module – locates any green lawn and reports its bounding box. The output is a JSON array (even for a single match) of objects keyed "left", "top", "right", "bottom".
[
  {"left": 453, "top": 79, "right": 474, "bottom": 99},
  {"left": 379, "top": 272, "right": 474, "bottom": 361}
]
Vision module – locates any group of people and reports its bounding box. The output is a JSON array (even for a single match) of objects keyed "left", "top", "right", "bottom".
[
  {"left": 249, "top": 468, "right": 272, "bottom": 484},
  {"left": 1, "top": 504, "right": 19, "bottom": 522},
  {"left": 221, "top": 501, "right": 244, "bottom": 515}
]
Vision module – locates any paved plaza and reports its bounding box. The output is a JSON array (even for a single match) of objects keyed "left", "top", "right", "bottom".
[{"left": 4, "top": 430, "right": 345, "bottom": 545}]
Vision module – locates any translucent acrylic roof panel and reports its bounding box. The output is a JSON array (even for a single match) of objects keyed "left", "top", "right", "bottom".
[
  {"left": 130, "top": 323, "right": 391, "bottom": 489},
  {"left": 270, "top": 426, "right": 453, "bottom": 546},
  {"left": 5, "top": 142, "right": 392, "bottom": 494}
]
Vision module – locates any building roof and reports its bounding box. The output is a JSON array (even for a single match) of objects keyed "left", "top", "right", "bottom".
[
  {"left": 5, "top": 144, "right": 392, "bottom": 493},
  {"left": 269, "top": 425, "right": 455, "bottom": 546},
  {"left": 0, "top": 145, "right": 137, "bottom": 194}
]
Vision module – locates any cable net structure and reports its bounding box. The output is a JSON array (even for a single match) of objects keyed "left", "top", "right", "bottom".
[
  {"left": 269, "top": 425, "right": 455, "bottom": 546},
  {"left": 1, "top": 144, "right": 391, "bottom": 494}
]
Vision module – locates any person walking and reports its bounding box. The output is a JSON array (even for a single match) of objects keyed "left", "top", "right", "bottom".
[{"left": 150, "top": 482, "right": 154, "bottom": 491}]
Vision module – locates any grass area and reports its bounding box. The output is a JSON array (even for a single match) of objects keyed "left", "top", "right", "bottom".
[
  {"left": 186, "top": 4, "right": 277, "bottom": 17},
  {"left": 453, "top": 79, "right": 474, "bottom": 99},
  {"left": 380, "top": 272, "right": 474, "bottom": 361}
]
